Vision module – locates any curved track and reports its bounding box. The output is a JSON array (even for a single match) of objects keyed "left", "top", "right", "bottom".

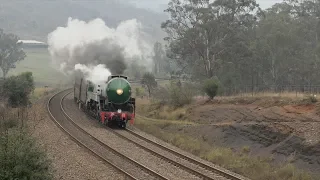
[
  {"left": 111, "top": 128, "right": 248, "bottom": 180},
  {"left": 47, "top": 89, "right": 168, "bottom": 180},
  {"left": 50, "top": 89, "right": 249, "bottom": 180}
]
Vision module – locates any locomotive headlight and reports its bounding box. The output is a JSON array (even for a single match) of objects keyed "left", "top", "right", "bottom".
[{"left": 116, "top": 89, "right": 123, "bottom": 95}]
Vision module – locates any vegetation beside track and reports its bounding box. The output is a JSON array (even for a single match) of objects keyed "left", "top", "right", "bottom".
[
  {"left": 0, "top": 72, "right": 54, "bottom": 180},
  {"left": 134, "top": 96, "right": 319, "bottom": 180}
]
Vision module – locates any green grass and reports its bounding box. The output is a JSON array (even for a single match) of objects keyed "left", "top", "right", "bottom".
[{"left": 7, "top": 48, "right": 66, "bottom": 87}]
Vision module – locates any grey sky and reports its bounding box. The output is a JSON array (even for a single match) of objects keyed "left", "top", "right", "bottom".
[{"left": 128, "top": 0, "right": 283, "bottom": 13}]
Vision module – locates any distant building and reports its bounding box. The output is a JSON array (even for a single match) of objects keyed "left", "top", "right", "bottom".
[{"left": 17, "top": 40, "right": 48, "bottom": 49}]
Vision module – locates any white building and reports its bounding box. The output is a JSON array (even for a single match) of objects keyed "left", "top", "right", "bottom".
[{"left": 17, "top": 40, "right": 48, "bottom": 48}]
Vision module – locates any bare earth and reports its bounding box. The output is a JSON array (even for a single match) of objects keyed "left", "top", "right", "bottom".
[{"left": 173, "top": 99, "right": 320, "bottom": 173}]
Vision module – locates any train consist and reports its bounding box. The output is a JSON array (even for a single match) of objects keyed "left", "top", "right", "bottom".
[{"left": 74, "top": 75, "right": 135, "bottom": 129}]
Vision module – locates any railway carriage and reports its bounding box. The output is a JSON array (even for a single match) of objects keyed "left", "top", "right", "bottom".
[{"left": 74, "top": 74, "right": 135, "bottom": 129}]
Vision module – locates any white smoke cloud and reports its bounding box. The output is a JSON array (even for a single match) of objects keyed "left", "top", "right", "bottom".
[
  {"left": 47, "top": 17, "right": 152, "bottom": 84},
  {"left": 74, "top": 64, "right": 111, "bottom": 85}
]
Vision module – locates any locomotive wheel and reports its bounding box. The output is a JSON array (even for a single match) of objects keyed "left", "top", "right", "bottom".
[
  {"left": 97, "top": 113, "right": 101, "bottom": 122},
  {"left": 119, "top": 122, "right": 126, "bottom": 129},
  {"left": 106, "top": 120, "right": 112, "bottom": 127}
]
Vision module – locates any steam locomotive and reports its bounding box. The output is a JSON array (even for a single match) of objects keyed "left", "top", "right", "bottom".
[{"left": 74, "top": 75, "right": 135, "bottom": 129}]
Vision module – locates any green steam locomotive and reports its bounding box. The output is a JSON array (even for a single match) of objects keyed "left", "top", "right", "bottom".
[{"left": 74, "top": 75, "right": 135, "bottom": 129}]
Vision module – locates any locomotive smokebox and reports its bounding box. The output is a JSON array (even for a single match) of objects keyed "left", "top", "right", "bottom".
[{"left": 106, "top": 76, "right": 131, "bottom": 105}]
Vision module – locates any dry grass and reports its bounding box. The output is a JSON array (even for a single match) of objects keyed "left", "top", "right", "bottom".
[
  {"left": 206, "top": 92, "right": 319, "bottom": 108},
  {"left": 137, "top": 91, "right": 320, "bottom": 122},
  {"left": 30, "top": 87, "right": 61, "bottom": 103},
  {"left": 136, "top": 98, "right": 192, "bottom": 121},
  {"left": 134, "top": 119, "right": 317, "bottom": 180},
  {"left": 216, "top": 91, "right": 319, "bottom": 101},
  {"left": 134, "top": 92, "right": 320, "bottom": 180},
  {"left": 136, "top": 115, "right": 197, "bottom": 126},
  {"left": 222, "top": 91, "right": 309, "bottom": 98}
]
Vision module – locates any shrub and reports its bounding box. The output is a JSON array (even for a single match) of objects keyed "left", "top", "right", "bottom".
[
  {"left": 152, "top": 80, "right": 197, "bottom": 107},
  {"left": 202, "top": 78, "right": 219, "bottom": 99},
  {"left": 0, "top": 129, "right": 53, "bottom": 180},
  {"left": 2, "top": 72, "right": 35, "bottom": 107},
  {"left": 135, "top": 87, "right": 145, "bottom": 98},
  {"left": 0, "top": 107, "right": 53, "bottom": 180},
  {"left": 169, "top": 81, "right": 196, "bottom": 107},
  {"left": 308, "top": 94, "right": 317, "bottom": 103}
]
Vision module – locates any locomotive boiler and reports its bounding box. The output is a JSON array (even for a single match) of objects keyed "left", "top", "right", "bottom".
[{"left": 74, "top": 75, "right": 135, "bottom": 129}]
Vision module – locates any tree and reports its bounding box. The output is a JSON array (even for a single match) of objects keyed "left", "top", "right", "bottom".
[
  {"left": 0, "top": 29, "right": 26, "bottom": 78},
  {"left": 161, "top": 0, "right": 261, "bottom": 79},
  {"left": 2, "top": 72, "right": 35, "bottom": 107},
  {"left": 153, "top": 42, "right": 164, "bottom": 74},
  {"left": 141, "top": 72, "right": 157, "bottom": 97}
]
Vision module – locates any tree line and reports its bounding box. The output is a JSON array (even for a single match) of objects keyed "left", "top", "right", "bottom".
[{"left": 151, "top": 0, "right": 320, "bottom": 92}]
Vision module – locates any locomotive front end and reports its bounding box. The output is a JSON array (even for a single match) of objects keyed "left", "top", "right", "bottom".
[
  {"left": 100, "top": 76, "right": 135, "bottom": 128},
  {"left": 106, "top": 77, "right": 131, "bottom": 104}
]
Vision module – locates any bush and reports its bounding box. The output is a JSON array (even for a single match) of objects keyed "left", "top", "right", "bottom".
[
  {"left": 0, "top": 129, "right": 53, "bottom": 180},
  {"left": 202, "top": 78, "right": 219, "bottom": 99},
  {"left": 2, "top": 72, "right": 35, "bottom": 107},
  {"left": 0, "top": 108, "right": 53, "bottom": 180},
  {"left": 169, "top": 81, "right": 196, "bottom": 107},
  {"left": 308, "top": 94, "right": 317, "bottom": 103},
  {"left": 153, "top": 80, "right": 197, "bottom": 107},
  {"left": 135, "top": 87, "right": 145, "bottom": 98}
]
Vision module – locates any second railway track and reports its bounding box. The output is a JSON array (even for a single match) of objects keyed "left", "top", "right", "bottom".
[
  {"left": 48, "top": 89, "right": 168, "bottom": 180},
  {"left": 50, "top": 89, "right": 249, "bottom": 180},
  {"left": 111, "top": 128, "right": 248, "bottom": 180}
]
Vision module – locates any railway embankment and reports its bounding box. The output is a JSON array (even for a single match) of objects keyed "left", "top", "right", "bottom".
[
  {"left": 135, "top": 94, "right": 320, "bottom": 180},
  {"left": 26, "top": 88, "right": 320, "bottom": 180}
]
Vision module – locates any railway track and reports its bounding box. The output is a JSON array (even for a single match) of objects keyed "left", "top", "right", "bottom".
[
  {"left": 47, "top": 89, "right": 168, "bottom": 180},
  {"left": 111, "top": 128, "right": 248, "bottom": 180},
  {"left": 50, "top": 89, "right": 249, "bottom": 180}
]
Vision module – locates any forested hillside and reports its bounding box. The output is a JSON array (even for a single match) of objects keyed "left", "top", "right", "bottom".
[
  {"left": 159, "top": 0, "right": 320, "bottom": 94},
  {"left": 0, "top": 0, "right": 166, "bottom": 42}
]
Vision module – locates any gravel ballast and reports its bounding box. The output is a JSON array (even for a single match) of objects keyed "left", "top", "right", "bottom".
[
  {"left": 63, "top": 93, "right": 211, "bottom": 180},
  {"left": 28, "top": 96, "right": 126, "bottom": 180}
]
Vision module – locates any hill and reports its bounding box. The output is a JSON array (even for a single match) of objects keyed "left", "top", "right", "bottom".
[{"left": 0, "top": 0, "right": 167, "bottom": 43}]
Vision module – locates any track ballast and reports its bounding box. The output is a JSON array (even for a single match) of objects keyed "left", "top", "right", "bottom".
[{"left": 49, "top": 89, "right": 250, "bottom": 180}]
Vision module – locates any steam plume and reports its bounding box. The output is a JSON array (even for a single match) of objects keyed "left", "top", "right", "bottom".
[{"left": 47, "top": 17, "right": 151, "bottom": 84}]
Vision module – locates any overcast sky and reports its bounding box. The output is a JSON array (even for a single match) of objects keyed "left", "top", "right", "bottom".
[{"left": 128, "top": 0, "right": 283, "bottom": 13}]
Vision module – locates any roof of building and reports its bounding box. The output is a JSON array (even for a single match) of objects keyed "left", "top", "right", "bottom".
[{"left": 17, "top": 40, "right": 47, "bottom": 44}]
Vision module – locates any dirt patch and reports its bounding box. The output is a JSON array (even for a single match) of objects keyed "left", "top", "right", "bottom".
[{"left": 283, "top": 104, "right": 316, "bottom": 114}]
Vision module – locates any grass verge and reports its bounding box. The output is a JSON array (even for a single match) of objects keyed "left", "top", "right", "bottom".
[
  {"left": 134, "top": 95, "right": 320, "bottom": 180},
  {"left": 134, "top": 118, "right": 316, "bottom": 180}
]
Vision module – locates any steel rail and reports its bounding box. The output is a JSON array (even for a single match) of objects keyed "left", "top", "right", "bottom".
[
  {"left": 125, "top": 117, "right": 250, "bottom": 180},
  {"left": 109, "top": 128, "right": 219, "bottom": 180},
  {"left": 48, "top": 89, "right": 168, "bottom": 180}
]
